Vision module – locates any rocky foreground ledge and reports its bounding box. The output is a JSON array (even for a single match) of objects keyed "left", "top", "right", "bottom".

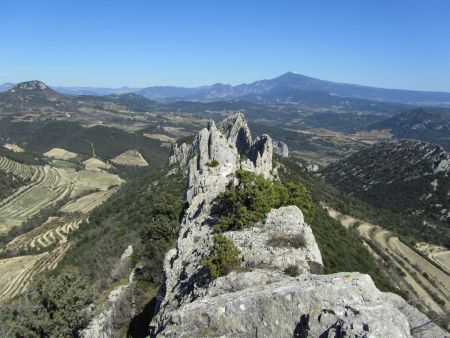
[{"left": 150, "top": 113, "right": 447, "bottom": 337}]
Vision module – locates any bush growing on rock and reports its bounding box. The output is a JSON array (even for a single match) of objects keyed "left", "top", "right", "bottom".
[
  {"left": 213, "top": 170, "right": 313, "bottom": 232},
  {"left": 205, "top": 160, "right": 220, "bottom": 167},
  {"left": 202, "top": 234, "right": 241, "bottom": 278},
  {"left": 267, "top": 233, "right": 306, "bottom": 249}
]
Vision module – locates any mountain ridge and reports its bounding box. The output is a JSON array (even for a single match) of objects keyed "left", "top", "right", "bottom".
[{"left": 2, "top": 72, "right": 450, "bottom": 106}]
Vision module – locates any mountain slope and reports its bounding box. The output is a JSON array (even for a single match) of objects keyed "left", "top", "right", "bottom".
[
  {"left": 369, "top": 108, "right": 450, "bottom": 151},
  {"left": 323, "top": 139, "right": 450, "bottom": 228},
  {"left": 136, "top": 72, "right": 450, "bottom": 106}
]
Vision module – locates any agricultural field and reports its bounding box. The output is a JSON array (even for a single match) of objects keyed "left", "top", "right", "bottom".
[
  {"left": 82, "top": 157, "right": 112, "bottom": 172},
  {"left": 110, "top": 149, "right": 148, "bottom": 167},
  {"left": 0, "top": 158, "right": 123, "bottom": 302},
  {"left": 43, "top": 147, "right": 78, "bottom": 160},
  {"left": 326, "top": 207, "right": 450, "bottom": 317},
  {"left": 2, "top": 143, "right": 24, "bottom": 153},
  {"left": 5, "top": 216, "right": 82, "bottom": 253},
  {"left": 60, "top": 189, "right": 118, "bottom": 214},
  {"left": 0, "top": 155, "right": 123, "bottom": 233},
  {"left": 0, "top": 243, "right": 72, "bottom": 302}
]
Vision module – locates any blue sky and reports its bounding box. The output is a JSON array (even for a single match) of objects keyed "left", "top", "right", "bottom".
[{"left": 1, "top": 0, "right": 449, "bottom": 91}]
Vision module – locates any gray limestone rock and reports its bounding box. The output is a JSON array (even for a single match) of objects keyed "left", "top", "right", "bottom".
[
  {"left": 157, "top": 272, "right": 414, "bottom": 338},
  {"left": 218, "top": 112, "right": 252, "bottom": 154},
  {"left": 272, "top": 139, "right": 289, "bottom": 157},
  {"left": 149, "top": 113, "right": 447, "bottom": 338},
  {"left": 226, "top": 206, "right": 323, "bottom": 274}
]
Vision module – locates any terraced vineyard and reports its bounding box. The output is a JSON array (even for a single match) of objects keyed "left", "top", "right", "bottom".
[
  {"left": 0, "top": 156, "right": 123, "bottom": 233},
  {"left": 0, "top": 243, "right": 72, "bottom": 302},
  {"left": 0, "top": 154, "right": 124, "bottom": 302},
  {"left": 6, "top": 216, "right": 83, "bottom": 252}
]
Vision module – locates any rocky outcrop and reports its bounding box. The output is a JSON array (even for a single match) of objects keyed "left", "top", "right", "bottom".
[
  {"left": 272, "top": 139, "right": 289, "bottom": 157},
  {"left": 168, "top": 142, "right": 191, "bottom": 166},
  {"left": 226, "top": 206, "right": 322, "bottom": 274},
  {"left": 218, "top": 112, "right": 252, "bottom": 154},
  {"left": 150, "top": 114, "right": 446, "bottom": 337},
  {"left": 158, "top": 273, "right": 412, "bottom": 337}
]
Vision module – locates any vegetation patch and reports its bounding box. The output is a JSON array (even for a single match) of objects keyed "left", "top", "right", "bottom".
[
  {"left": 284, "top": 264, "right": 300, "bottom": 277},
  {"left": 202, "top": 233, "right": 241, "bottom": 279},
  {"left": 205, "top": 159, "right": 219, "bottom": 168},
  {"left": 1, "top": 267, "right": 93, "bottom": 337},
  {"left": 213, "top": 170, "right": 313, "bottom": 232},
  {"left": 267, "top": 233, "right": 306, "bottom": 249}
]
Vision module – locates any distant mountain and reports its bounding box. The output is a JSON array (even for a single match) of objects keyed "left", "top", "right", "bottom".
[
  {"left": 231, "top": 72, "right": 450, "bottom": 107},
  {"left": 164, "top": 72, "right": 450, "bottom": 106},
  {"left": 322, "top": 139, "right": 450, "bottom": 226},
  {"left": 5, "top": 72, "right": 448, "bottom": 107},
  {"left": 51, "top": 86, "right": 140, "bottom": 96},
  {"left": 0, "top": 83, "right": 14, "bottom": 92},
  {"left": 369, "top": 108, "right": 450, "bottom": 151}
]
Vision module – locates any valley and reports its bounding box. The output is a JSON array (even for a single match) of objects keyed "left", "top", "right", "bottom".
[{"left": 0, "top": 79, "right": 449, "bottom": 336}]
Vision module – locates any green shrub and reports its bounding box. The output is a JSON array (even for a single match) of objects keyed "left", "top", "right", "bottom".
[
  {"left": 213, "top": 170, "right": 313, "bottom": 232},
  {"left": 2, "top": 267, "right": 93, "bottom": 337},
  {"left": 267, "top": 233, "right": 306, "bottom": 249},
  {"left": 205, "top": 160, "right": 220, "bottom": 167},
  {"left": 202, "top": 234, "right": 241, "bottom": 279},
  {"left": 284, "top": 264, "right": 300, "bottom": 277}
]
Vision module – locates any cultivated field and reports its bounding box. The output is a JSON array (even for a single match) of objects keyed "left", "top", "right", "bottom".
[
  {"left": 0, "top": 243, "right": 72, "bottom": 302},
  {"left": 0, "top": 155, "right": 123, "bottom": 233},
  {"left": 5, "top": 216, "right": 82, "bottom": 252},
  {"left": 111, "top": 149, "right": 148, "bottom": 166},
  {"left": 2, "top": 143, "right": 24, "bottom": 153},
  {"left": 0, "top": 156, "right": 122, "bottom": 302},
  {"left": 60, "top": 189, "right": 117, "bottom": 214},
  {"left": 83, "top": 157, "right": 112, "bottom": 172},
  {"left": 43, "top": 147, "right": 78, "bottom": 160},
  {"left": 326, "top": 207, "right": 450, "bottom": 316}
]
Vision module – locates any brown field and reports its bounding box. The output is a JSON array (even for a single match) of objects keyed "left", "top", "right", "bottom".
[
  {"left": 43, "top": 147, "right": 78, "bottom": 160},
  {"left": 3, "top": 143, "right": 24, "bottom": 153},
  {"left": 0, "top": 243, "right": 72, "bottom": 302},
  {"left": 111, "top": 149, "right": 148, "bottom": 167},
  {"left": 83, "top": 157, "right": 112, "bottom": 172},
  {"left": 61, "top": 189, "right": 117, "bottom": 214}
]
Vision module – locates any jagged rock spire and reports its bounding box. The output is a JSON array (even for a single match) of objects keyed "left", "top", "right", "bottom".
[{"left": 218, "top": 112, "right": 252, "bottom": 154}]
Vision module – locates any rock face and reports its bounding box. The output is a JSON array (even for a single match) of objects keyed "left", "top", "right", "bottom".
[
  {"left": 226, "top": 206, "right": 322, "bottom": 274},
  {"left": 272, "top": 139, "right": 289, "bottom": 157},
  {"left": 150, "top": 114, "right": 446, "bottom": 338}
]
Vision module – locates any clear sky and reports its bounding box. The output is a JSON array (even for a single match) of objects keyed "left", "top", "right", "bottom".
[{"left": 1, "top": 0, "right": 449, "bottom": 91}]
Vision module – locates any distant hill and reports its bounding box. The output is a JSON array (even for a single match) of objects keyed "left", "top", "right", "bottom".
[
  {"left": 4, "top": 72, "right": 450, "bottom": 107},
  {"left": 0, "top": 80, "right": 160, "bottom": 123},
  {"left": 322, "top": 139, "right": 450, "bottom": 227},
  {"left": 369, "top": 108, "right": 450, "bottom": 151}
]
